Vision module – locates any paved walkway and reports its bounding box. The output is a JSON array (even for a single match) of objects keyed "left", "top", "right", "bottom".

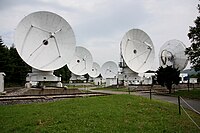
[{"left": 90, "top": 89, "right": 200, "bottom": 113}]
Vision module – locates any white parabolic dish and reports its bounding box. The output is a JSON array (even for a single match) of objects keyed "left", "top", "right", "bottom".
[
  {"left": 121, "top": 29, "right": 155, "bottom": 73},
  {"left": 88, "top": 62, "right": 100, "bottom": 78},
  {"left": 15, "top": 11, "right": 76, "bottom": 71},
  {"left": 101, "top": 61, "right": 118, "bottom": 79},
  {"left": 159, "top": 39, "right": 188, "bottom": 71},
  {"left": 68, "top": 46, "right": 93, "bottom": 76}
]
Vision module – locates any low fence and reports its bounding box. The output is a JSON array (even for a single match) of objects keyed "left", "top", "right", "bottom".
[
  {"left": 128, "top": 83, "right": 200, "bottom": 93},
  {"left": 178, "top": 96, "right": 200, "bottom": 130}
]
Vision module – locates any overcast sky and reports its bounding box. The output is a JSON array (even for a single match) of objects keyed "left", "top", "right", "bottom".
[{"left": 0, "top": 0, "right": 199, "bottom": 70}]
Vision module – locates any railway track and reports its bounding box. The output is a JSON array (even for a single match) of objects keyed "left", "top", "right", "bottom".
[{"left": 0, "top": 92, "right": 109, "bottom": 105}]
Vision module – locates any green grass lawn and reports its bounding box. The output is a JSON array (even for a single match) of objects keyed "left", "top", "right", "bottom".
[
  {"left": 172, "top": 89, "right": 200, "bottom": 100},
  {"left": 0, "top": 95, "right": 200, "bottom": 133}
]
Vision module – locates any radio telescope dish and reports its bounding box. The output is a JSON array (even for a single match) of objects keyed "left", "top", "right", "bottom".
[
  {"left": 159, "top": 39, "right": 188, "bottom": 70},
  {"left": 101, "top": 61, "right": 118, "bottom": 79},
  {"left": 68, "top": 46, "right": 93, "bottom": 75},
  {"left": 15, "top": 11, "right": 76, "bottom": 71},
  {"left": 88, "top": 62, "right": 100, "bottom": 78},
  {"left": 121, "top": 29, "right": 155, "bottom": 73}
]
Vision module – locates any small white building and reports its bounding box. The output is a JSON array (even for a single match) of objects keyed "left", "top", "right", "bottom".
[
  {"left": 105, "top": 78, "right": 117, "bottom": 87},
  {"left": 0, "top": 72, "right": 6, "bottom": 92},
  {"left": 190, "top": 78, "right": 198, "bottom": 84},
  {"left": 94, "top": 77, "right": 105, "bottom": 85},
  {"left": 179, "top": 73, "right": 188, "bottom": 83},
  {"left": 139, "top": 72, "right": 155, "bottom": 85}
]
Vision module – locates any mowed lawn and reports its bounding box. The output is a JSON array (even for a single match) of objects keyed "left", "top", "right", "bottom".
[{"left": 0, "top": 95, "right": 200, "bottom": 133}]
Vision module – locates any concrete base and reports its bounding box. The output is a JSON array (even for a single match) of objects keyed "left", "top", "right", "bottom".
[
  {"left": 25, "top": 68, "right": 62, "bottom": 89},
  {"left": 26, "top": 68, "right": 61, "bottom": 82}
]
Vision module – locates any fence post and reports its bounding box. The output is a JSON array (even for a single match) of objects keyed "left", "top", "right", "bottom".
[
  {"left": 187, "top": 79, "right": 190, "bottom": 92},
  {"left": 178, "top": 96, "right": 181, "bottom": 115},
  {"left": 150, "top": 87, "right": 152, "bottom": 100}
]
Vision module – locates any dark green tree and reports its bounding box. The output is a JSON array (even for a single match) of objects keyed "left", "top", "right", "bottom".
[
  {"left": 156, "top": 66, "right": 180, "bottom": 94},
  {"left": 0, "top": 37, "right": 31, "bottom": 86},
  {"left": 8, "top": 45, "right": 31, "bottom": 85},
  {"left": 185, "top": 4, "right": 200, "bottom": 71},
  {"left": 0, "top": 36, "right": 9, "bottom": 73},
  {"left": 84, "top": 73, "right": 89, "bottom": 82},
  {"left": 54, "top": 65, "right": 71, "bottom": 83}
]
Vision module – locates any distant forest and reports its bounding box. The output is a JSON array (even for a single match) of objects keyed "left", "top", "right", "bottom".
[{"left": 0, "top": 37, "right": 71, "bottom": 87}]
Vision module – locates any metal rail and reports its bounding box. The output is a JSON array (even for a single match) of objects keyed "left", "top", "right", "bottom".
[{"left": 0, "top": 92, "right": 109, "bottom": 102}]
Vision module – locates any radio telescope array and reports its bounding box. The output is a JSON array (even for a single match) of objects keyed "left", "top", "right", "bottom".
[
  {"left": 14, "top": 11, "right": 189, "bottom": 88},
  {"left": 159, "top": 39, "right": 188, "bottom": 71}
]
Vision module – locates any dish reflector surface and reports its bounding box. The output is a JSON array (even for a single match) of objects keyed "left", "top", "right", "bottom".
[
  {"left": 88, "top": 62, "right": 100, "bottom": 78},
  {"left": 101, "top": 61, "right": 118, "bottom": 79},
  {"left": 15, "top": 11, "right": 76, "bottom": 71},
  {"left": 121, "top": 29, "right": 155, "bottom": 73},
  {"left": 68, "top": 46, "right": 93, "bottom": 75},
  {"left": 159, "top": 39, "right": 188, "bottom": 70}
]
